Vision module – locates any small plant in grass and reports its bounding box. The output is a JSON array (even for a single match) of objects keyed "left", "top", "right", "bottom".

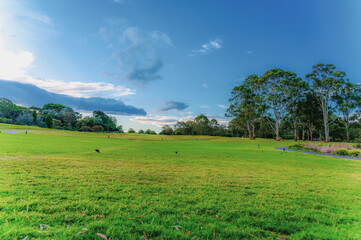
[
  {"left": 335, "top": 148, "right": 349, "bottom": 156},
  {"left": 349, "top": 150, "right": 361, "bottom": 157},
  {"left": 290, "top": 143, "right": 304, "bottom": 150}
]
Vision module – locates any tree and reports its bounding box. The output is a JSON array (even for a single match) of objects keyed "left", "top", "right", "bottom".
[
  {"left": 227, "top": 75, "right": 265, "bottom": 139},
  {"left": 333, "top": 81, "right": 361, "bottom": 142},
  {"left": 45, "top": 113, "right": 53, "bottom": 128},
  {"left": 306, "top": 63, "right": 346, "bottom": 142},
  {"left": 93, "top": 110, "right": 117, "bottom": 131},
  {"left": 117, "top": 125, "right": 124, "bottom": 133},
  {"left": 16, "top": 111, "right": 34, "bottom": 126},
  {"left": 160, "top": 125, "right": 173, "bottom": 135},
  {"left": 32, "top": 110, "right": 37, "bottom": 124},
  {"left": 260, "top": 69, "right": 307, "bottom": 141},
  {"left": 194, "top": 114, "right": 209, "bottom": 135},
  {"left": 210, "top": 119, "right": 219, "bottom": 136},
  {"left": 298, "top": 92, "right": 323, "bottom": 141},
  {"left": 138, "top": 129, "right": 144, "bottom": 134},
  {"left": 128, "top": 128, "right": 136, "bottom": 133},
  {"left": 42, "top": 103, "right": 66, "bottom": 112}
]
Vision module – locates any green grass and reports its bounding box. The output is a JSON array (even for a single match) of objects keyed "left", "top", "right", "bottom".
[{"left": 0, "top": 124, "right": 360, "bottom": 239}]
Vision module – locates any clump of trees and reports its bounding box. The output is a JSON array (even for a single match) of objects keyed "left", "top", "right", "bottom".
[
  {"left": 160, "top": 114, "right": 232, "bottom": 136},
  {"left": 0, "top": 99, "right": 124, "bottom": 133},
  {"left": 227, "top": 63, "right": 361, "bottom": 142}
]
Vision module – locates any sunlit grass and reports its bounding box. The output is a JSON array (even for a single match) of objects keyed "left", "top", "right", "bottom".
[{"left": 0, "top": 123, "right": 360, "bottom": 239}]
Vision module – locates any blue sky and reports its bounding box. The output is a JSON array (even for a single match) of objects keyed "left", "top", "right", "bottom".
[{"left": 0, "top": 0, "right": 360, "bottom": 132}]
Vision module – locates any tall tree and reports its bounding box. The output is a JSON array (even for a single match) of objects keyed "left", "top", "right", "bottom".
[
  {"left": 333, "top": 81, "right": 361, "bottom": 142},
  {"left": 45, "top": 113, "right": 53, "bottom": 128},
  {"left": 260, "top": 69, "right": 307, "bottom": 141},
  {"left": 298, "top": 92, "right": 323, "bottom": 141},
  {"left": 226, "top": 75, "right": 264, "bottom": 139},
  {"left": 306, "top": 63, "right": 345, "bottom": 142},
  {"left": 194, "top": 114, "right": 209, "bottom": 135}
]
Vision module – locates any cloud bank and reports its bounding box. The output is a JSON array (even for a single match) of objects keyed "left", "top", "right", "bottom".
[
  {"left": 99, "top": 18, "right": 172, "bottom": 85},
  {"left": 0, "top": 80, "right": 146, "bottom": 115},
  {"left": 161, "top": 101, "right": 189, "bottom": 111},
  {"left": 0, "top": 45, "right": 135, "bottom": 98}
]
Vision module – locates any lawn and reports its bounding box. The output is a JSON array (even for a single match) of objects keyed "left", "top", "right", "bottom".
[{"left": 0, "top": 123, "right": 360, "bottom": 239}]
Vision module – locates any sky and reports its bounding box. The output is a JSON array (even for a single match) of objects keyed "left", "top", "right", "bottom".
[{"left": 0, "top": 0, "right": 360, "bottom": 132}]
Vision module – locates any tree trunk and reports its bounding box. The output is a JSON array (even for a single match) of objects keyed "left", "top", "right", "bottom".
[
  {"left": 251, "top": 119, "right": 256, "bottom": 140},
  {"left": 247, "top": 120, "right": 252, "bottom": 140},
  {"left": 275, "top": 121, "right": 280, "bottom": 141},
  {"left": 302, "top": 127, "right": 305, "bottom": 141},
  {"left": 293, "top": 118, "right": 298, "bottom": 141},
  {"left": 346, "top": 120, "right": 350, "bottom": 142},
  {"left": 322, "top": 100, "right": 330, "bottom": 142}
]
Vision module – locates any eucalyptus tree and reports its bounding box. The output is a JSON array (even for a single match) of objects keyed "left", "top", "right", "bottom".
[
  {"left": 194, "top": 114, "right": 209, "bottom": 135},
  {"left": 209, "top": 118, "right": 219, "bottom": 136},
  {"left": 227, "top": 74, "right": 264, "bottom": 139},
  {"left": 333, "top": 81, "right": 361, "bottom": 142},
  {"left": 287, "top": 85, "right": 309, "bottom": 141},
  {"left": 298, "top": 92, "right": 323, "bottom": 141},
  {"left": 306, "top": 63, "right": 346, "bottom": 142},
  {"left": 259, "top": 69, "right": 308, "bottom": 141}
]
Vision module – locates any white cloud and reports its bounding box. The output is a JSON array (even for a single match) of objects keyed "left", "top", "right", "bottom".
[
  {"left": 201, "top": 83, "right": 208, "bottom": 88},
  {"left": 218, "top": 104, "right": 227, "bottom": 109},
  {"left": 130, "top": 114, "right": 229, "bottom": 128},
  {"left": 191, "top": 38, "right": 222, "bottom": 56},
  {"left": 0, "top": 46, "right": 135, "bottom": 98},
  {"left": 130, "top": 115, "right": 194, "bottom": 127}
]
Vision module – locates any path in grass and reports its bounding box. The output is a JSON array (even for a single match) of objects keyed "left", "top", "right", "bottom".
[
  {"left": 0, "top": 123, "right": 361, "bottom": 239},
  {"left": 275, "top": 147, "right": 361, "bottom": 161}
]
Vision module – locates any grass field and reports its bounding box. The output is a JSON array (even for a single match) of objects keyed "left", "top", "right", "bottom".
[{"left": 0, "top": 123, "right": 360, "bottom": 239}]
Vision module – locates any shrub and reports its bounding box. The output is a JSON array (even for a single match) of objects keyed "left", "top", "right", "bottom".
[
  {"left": 349, "top": 150, "right": 361, "bottom": 157},
  {"left": 290, "top": 143, "right": 304, "bottom": 150},
  {"left": 80, "top": 126, "right": 91, "bottom": 132},
  {"left": 0, "top": 117, "right": 12, "bottom": 124},
  {"left": 335, "top": 148, "right": 349, "bottom": 156},
  {"left": 91, "top": 125, "right": 104, "bottom": 132},
  {"left": 356, "top": 143, "right": 361, "bottom": 149}
]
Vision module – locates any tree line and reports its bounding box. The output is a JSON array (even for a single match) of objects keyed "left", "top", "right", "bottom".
[
  {"left": 226, "top": 63, "right": 361, "bottom": 142},
  {"left": 159, "top": 114, "right": 232, "bottom": 136},
  {"left": 0, "top": 99, "right": 125, "bottom": 133}
]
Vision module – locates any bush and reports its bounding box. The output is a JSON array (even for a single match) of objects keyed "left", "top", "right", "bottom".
[
  {"left": 349, "top": 150, "right": 361, "bottom": 157},
  {"left": 80, "top": 126, "right": 91, "bottom": 132},
  {"left": 290, "top": 143, "right": 304, "bottom": 150},
  {"left": 356, "top": 143, "right": 361, "bottom": 149},
  {"left": 0, "top": 117, "right": 12, "bottom": 124},
  {"left": 91, "top": 125, "right": 104, "bottom": 132},
  {"left": 335, "top": 148, "right": 349, "bottom": 156}
]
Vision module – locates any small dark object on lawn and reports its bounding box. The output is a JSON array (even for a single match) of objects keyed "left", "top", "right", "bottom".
[
  {"left": 175, "top": 151, "right": 178, "bottom": 154},
  {"left": 26, "top": 130, "right": 27, "bottom": 135},
  {"left": 95, "top": 149, "right": 100, "bottom": 153},
  {"left": 258, "top": 144, "right": 259, "bottom": 148},
  {"left": 108, "top": 134, "right": 110, "bottom": 138},
  {"left": 283, "top": 148, "right": 285, "bottom": 152}
]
